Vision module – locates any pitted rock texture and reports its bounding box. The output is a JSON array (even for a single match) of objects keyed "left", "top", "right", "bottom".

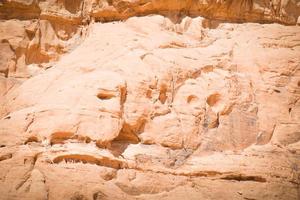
[{"left": 0, "top": 1, "right": 300, "bottom": 200}]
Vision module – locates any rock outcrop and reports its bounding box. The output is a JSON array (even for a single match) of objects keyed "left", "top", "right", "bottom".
[
  {"left": 1, "top": 0, "right": 300, "bottom": 78},
  {"left": 0, "top": 1, "right": 300, "bottom": 200}
]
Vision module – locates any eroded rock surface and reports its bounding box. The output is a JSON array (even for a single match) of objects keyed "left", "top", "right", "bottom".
[
  {"left": 1, "top": 0, "right": 300, "bottom": 78},
  {"left": 0, "top": 1, "right": 300, "bottom": 200}
]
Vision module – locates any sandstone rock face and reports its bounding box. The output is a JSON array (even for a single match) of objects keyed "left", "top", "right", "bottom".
[
  {"left": 1, "top": 0, "right": 300, "bottom": 77},
  {"left": 91, "top": 0, "right": 300, "bottom": 24},
  {"left": 0, "top": 1, "right": 300, "bottom": 200}
]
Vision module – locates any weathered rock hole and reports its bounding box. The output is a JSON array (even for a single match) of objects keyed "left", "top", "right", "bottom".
[
  {"left": 53, "top": 154, "right": 126, "bottom": 169},
  {"left": 93, "top": 191, "right": 107, "bottom": 200},
  {"left": 114, "top": 123, "right": 141, "bottom": 144},
  {"left": 110, "top": 142, "right": 131, "bottom": 157},
  {"left": 187, "top": 95, "right": 198, "bottom": 104},
  {"left": 274, "top": 89, "right": 281, "bottom": 93},
  {"left": 201, "top": 65, "right": 214, "bottom": 73},
  {"left": 84, "top": 136, "right": 91, "bottom": 143},
  {"left": 159, "top": 84, "right": 168, "bottom": 104},
  {"left": 74, "top": 135, "right": 92, "bottom": 143},
  {"left": 108, "top": 121, "right": 143, "bottom": 156},
  {"left": 96, "top": 140, "right": 111, "bottom": 149},
  {"left": 24, "top": 136, "right": 39, "bottom": 144},
  {"left": 146, "top": 89, "right": 152, "bottom": 99},
  {"left": 221, "top": 174, "right": 266, "bottom": 182},
  {"left": 0, "top": 153, "right": 12, "bottom": 162},
  {"left": 50, "top": 131, "right": 74, "bottom": 145},
  {"left": 107, "top": 0, "right": 113, "bottom": 6},
  {"left": 4, "top": 116, "right": 11, "bottom": 120},
  {"left": 63, "top": 0, "right": 83, "bottom": 14},
  {"left": 50, "top": 132, "right": 91, "bottom": 145},
  {"left": 97, "top": 92, "right": 116, "bottom": 100},
  {"left": 206, "top": 93, "right": 221, "bottom": 106}
]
